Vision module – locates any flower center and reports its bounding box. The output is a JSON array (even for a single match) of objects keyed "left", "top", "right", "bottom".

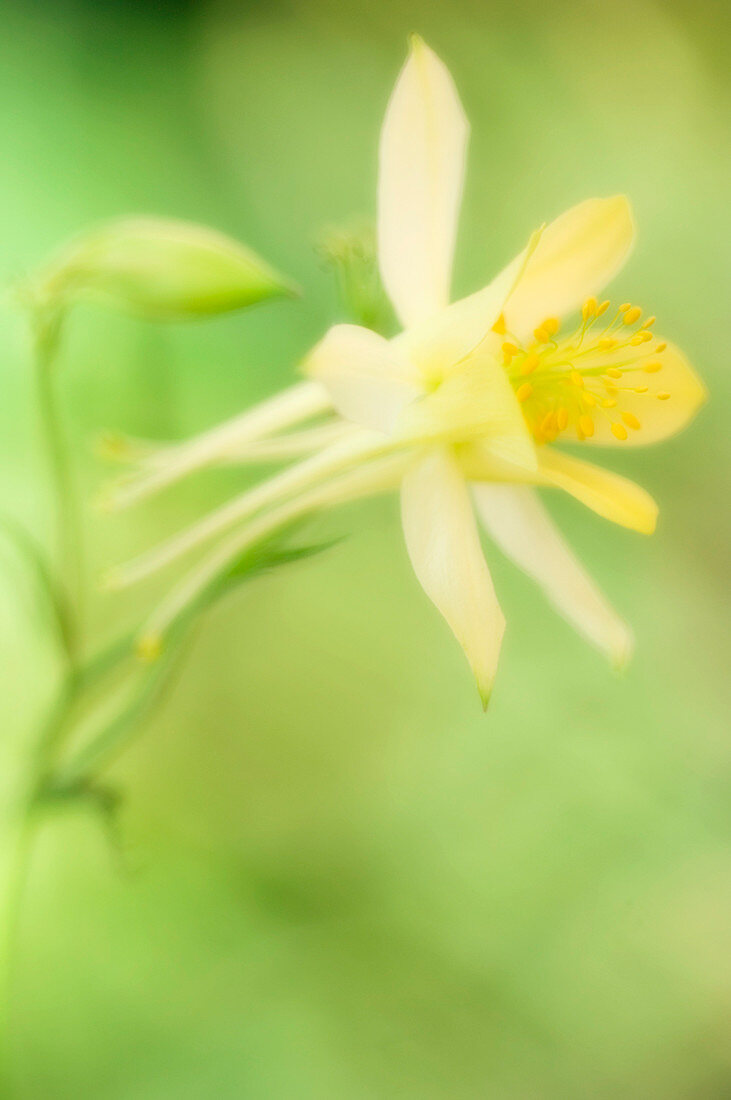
[{"left": 495, "top": 299, "right": 670, "bottom": 442}]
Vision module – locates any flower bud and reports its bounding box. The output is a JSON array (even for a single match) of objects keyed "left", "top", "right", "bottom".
[{"left": 35, "top": 217, "right": 297, "bottom": 320}]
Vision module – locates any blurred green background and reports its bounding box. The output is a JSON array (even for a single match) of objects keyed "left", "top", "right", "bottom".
[{"left": 1, "top": 0, "right": 730, "bottom": 1095}]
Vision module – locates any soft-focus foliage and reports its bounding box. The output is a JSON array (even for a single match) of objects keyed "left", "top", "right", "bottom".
[{"left": 0, "top": 0, "right": 729, "bottom": 1097}]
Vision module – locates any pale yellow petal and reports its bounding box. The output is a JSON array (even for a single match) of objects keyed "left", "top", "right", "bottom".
[
  {"left": 378, "top": 36, "right": 468, "bottom": 328},
  {"left": 401, "top": 449, "right": 505, "bottom": 706},
  {"left": 577, "top": 342, "right": 707, "bottom": 447},
  {"left": 304, "top": 324, "right": 422, "bottom": 434},
  {"left": 473, "top": 484, "right": 632, "bottom": 667},
  {"left": 395, "top": 226, "right": 543, "bottom": 374},
  {"left": 538, "top": 448, "right": 658, "bottom": 534},
  {"left": 504, "top": 196, "right": 635, "bottom": 341},
  {"left": 398, "top": 350, "right": 538, "bottom": 473}
]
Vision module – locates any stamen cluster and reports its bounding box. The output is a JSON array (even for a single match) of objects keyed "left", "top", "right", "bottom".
[{"left": 494, "top": 299, "right": 670, "bottom": 442}]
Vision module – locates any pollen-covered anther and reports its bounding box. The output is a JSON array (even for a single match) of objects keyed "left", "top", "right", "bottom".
[
  {"left": 657, "top": 392, "right": 671, "bottom": 400},
  {"left": 516, "top": 382, "right": 533, "bottom": 402},
  {"left": 622, "top": 412, "right": 641, "bottom": 430},
  {"left": 540, "top": 411, "right": 557, "bottom": 437},
  {"left": 606, "top": 367, "right": 624, "bottom": 379},
  {"left": 611, "top": 423, "right": 628, "bottom": 440},
  {"left": 623, "top": 306, "right": 642, "bottom": 325},
  {"left": 556, "top": 407, "right": 569, "bottom": 430},
  {"left": 654, "top": 342, "right": 667, "bottom": 353},
  {"left": 492, "top": 312, "right": 507, "bottom": 335},
  {"left": 578, "top": 415, "right": 595, "bottom": 438},
  {"left": 521, "top": 352, "right": 540, "bottom": 375},
  {"left": 644, "top": 361, "right": 662, "bottom": 373},
  {"left": 502, "top": 341, "right": 519, "bottom": 363},
  {"left": 570, "top": 370, "right": 584, "bottom": 388},
  {"left": 534, "top": 316, "right": 560, "bottom": 343},
  {"left": 582, "top": 296, "right": 598, "bottom": 321}
]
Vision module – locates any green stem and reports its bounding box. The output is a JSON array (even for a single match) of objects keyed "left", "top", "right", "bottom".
[
  {"left": 0, "top": 798, "right": 35, "bottom": 1095},
  {"left": 32, "top": 309, "right": 83, "bottom": 653}
]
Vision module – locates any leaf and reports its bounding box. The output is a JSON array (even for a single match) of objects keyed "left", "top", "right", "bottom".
[{"left": 0, "top": 513, "right": 75, "bottom": 661}]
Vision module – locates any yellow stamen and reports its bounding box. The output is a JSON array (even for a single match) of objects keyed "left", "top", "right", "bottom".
[
  {"left": 597, "top": 300, "right": 610, "bottom": 316},
  {"left": 137, "top": 633, "right": 163, "bottom": 662},
  {"left": 619, "top": 302, "right": 631, "bottom": 312},
  {"left": 578, "top": 415, "right": 594, "bottom": 438},
  {"left": 623, "top": 306, "right": 642, "bottom": 325},
  {"left": 492, "top": 312, "right": 507, "bottom": 335},
  {"left": 633, "top": 386, "right": 648, "bottom": 394},
  {"left": 641, "top": 315, "right": 656, "bottom": 329},
  {"left": 629, "top": 331, "right": 653, "bottom": 346},
  {"left": 522, "top": 352, "right": 540, "bottom": 375},
  {"left": 582, "top": 297, "right": 597, "bottom": 321},
  {"left": 556, "top": 407, "right": 569, "bottom": 431},
  {"left": 534, "top": 326, "right": 549, "bottom": 344},
  {"left": 644, "top": 362, "right": 662, "bottom": 373},
  {"left": 570, "top": 370, "right": 584, "bottom": 388},
  {"left": 606, "top": 367, "right": 623, "bottom": 379},
  {"left": 542, "top": 317, "right": 560, "bottom": 336},
  {"left": 622, "top": 412, "right": 641, "bottom": 430},
  {"left": 657, "top": 392, "right": 671, "bottom": 400},
  {"left": 611, "top": 423, "right": 628, "bottom": 441},
  {"left": 654, "top": 341, "right": 667, "bottom": 353},
  {"left": 502, "top": 341, "right": 519, "bottom": 362},
  {"left": 602, "top": 398, "right": 617, "bottom": 408},
  {"left": 541, "top": 411, "right": 556, "bottom": 436},
  {"left": 582, "top": 391, "right": 596, "bottom": 407},
  {"left": 598, "top": 337, "right": 617, "bottom": 350},
  {"left": 516, "top": 382, "right": 533, "bottom": 402}
]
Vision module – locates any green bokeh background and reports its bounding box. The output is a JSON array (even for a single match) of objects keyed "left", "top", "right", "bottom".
[{"left": 1, "top": 0, "right": 730, "bottom": 1095}]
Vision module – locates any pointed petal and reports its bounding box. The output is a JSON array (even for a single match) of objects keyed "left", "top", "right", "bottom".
[
  {"left": 577, "top": 342, "right": 707, "bottom": 447},
  {"left": 538, "top": 448, "right": 658, "bottom": 534},
  {"left": 394, "top": 226, "right": 543, "bottom": 373},
  {"left": 473, "top": 484, "right": 632, "bottom": 667},
  {"left": 504, "top": 196, "right": 635, "bottom": 341},
  {"left": 305, "top": 324, "right": 422, "bottom": 434},
  {"left": 401, "top": 448, "right": 505, "bottom": 705},
  {"left": 378, "top": 36, "right": 468, "bottom": 328}
]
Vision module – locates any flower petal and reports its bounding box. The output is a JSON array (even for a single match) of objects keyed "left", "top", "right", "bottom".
[
  {"left": 398, "top": 350, "right": 538, "bottom": 473},
  {"left": 504, "top": 196, "right": 635, "bottom": 341},
  {"left": 538, "top": 448, "right": 658, "bottom": 533},
  {"left": 304, "top": 324, "right": 422, "bottom": 434},
  {"left": 378, "top": 36, "right": 468, "bottom": 328},
  {"left": 577, "top": 342, "right": 707, "bottom": 447},
  {"left": 473, "top": 484, "right": 632, "bottom": 667},
  {"left": 401, "top": 448, "right": 505, "bottom": 706},
  {"left": 395, "top": 226, "right": 543, "bottom": 374}
]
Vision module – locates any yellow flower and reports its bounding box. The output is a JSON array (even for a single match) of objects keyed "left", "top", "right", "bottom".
[
  {"left": 110, "top": 37, "right": 705, "bottom": 706},
  {"left": 305, "top": 36, "right": 705, "bottom": 702}
]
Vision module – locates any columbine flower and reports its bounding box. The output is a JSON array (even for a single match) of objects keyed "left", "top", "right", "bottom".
[{"left": 108, "top": 37, "right": 705, "bottom": 706}]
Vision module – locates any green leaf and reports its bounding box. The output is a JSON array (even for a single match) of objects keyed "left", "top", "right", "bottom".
[
  {"left": 32, "top": 217, "right": 298, "bottom": 321},
  {"left": 0, "top": 513, "right": 75, "bottom": 661}
]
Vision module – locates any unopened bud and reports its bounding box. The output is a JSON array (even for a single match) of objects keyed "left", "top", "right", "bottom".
[{"left": 34, "top": 217, "right": 297, "bottom": 320}]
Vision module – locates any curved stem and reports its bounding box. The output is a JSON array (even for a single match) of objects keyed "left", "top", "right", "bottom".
[{"left": 32, "top": 309, "right": 83, "bottom": 654}]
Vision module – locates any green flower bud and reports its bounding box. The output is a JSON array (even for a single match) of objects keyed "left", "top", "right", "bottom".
[{"left": 34, "top": 217, "right": 297, "bottom": 320}]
